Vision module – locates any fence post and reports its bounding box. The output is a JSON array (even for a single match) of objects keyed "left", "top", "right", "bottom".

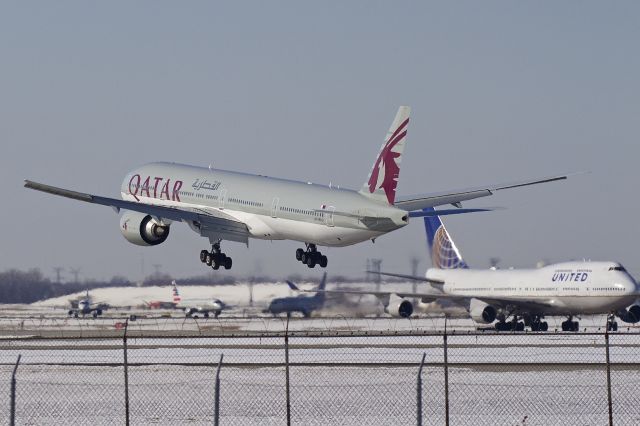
[
  {"left": 9, "top": 354, "right": 21, "bottom": 426},
  {"left": 443, "top": 319, "right": 450, "bottom": 426},
  {"left": 123, "top": 319, "right": 130, "bottom": 426},
  {"left": 417, "top": 353, "right": 426, "bottom": 426},
  {"left": 214, "top": 354, "right": 224, "bottom": 426},
  {"left": 285, "top": 316, "right": 291, "bottom": 426},
  {"left": 605, "top": 330, "right": 613, "bottom": 426}
]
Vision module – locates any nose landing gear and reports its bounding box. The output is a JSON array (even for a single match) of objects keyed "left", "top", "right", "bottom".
[
  {"left": 296, "top": 244, "right": 328, "bottom": 268},
  {"left": 199, "top": 242, "right": 232, "bottom": 270}
]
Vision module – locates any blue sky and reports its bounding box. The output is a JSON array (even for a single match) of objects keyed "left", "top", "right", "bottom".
[{"left": 1, "top": 2, "right": 638, "bottom": 280}]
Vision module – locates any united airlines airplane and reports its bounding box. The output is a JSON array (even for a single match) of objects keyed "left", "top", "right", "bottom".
[
  {"left": 295, "top": 209, "right": 640, "bottom": 332},
  {"left": 25, "top": 107, "right": 568, "bottom": 270}
]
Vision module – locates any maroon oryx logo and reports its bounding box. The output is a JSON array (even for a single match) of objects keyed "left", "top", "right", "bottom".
[{"left": 367, "top": 117, "right": 409, "bottom": 204}]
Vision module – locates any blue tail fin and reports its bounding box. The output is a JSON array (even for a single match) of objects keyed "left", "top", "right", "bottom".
[
  {"left": 314, "top": 272, "right": 327, "bottom": 303},
  {"left": 423, "top": 208, "right": 468, "bottom": 269}
]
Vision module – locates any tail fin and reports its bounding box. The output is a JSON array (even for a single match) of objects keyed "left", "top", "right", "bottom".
[
  {"left": 360, "top": 106, "right": 411, "bottom": 205},
  {"left": 171, "top": 280, "right": 181, "bottom": 303},
  {"left": 314, "top": 272, "right": 328, "bottom": 303},
  {"left": 423, "top": 208, "right": 468, "bottom": 269}
]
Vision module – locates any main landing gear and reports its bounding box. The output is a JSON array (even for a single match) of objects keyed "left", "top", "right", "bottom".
[
  {"left": 493, "top": 314, "right": 549, "bottom": 331},
  {"left": 199, "top": 242, "right": 232, "bottom": 270},
  {"left": 295, "top": 244, "right": 328, "bottom": 269},
  {"left": 494, "top": 315, "right": 525, "bottom": 331},
  {"left": 529, "top": 315, "right": 549, "bottom": 332},
  {"left": 607, "top": 315, "right": 618, "bottom": 332},
  {"left": 561, "top": 316, "right": 580, "bottom": 332}
]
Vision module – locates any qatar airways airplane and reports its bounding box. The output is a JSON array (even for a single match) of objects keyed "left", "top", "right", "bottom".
[
  {"left": 300, "top": 208, "right": 640, "bottom": 332},
  {"left": 25, "top": 107, "right": 568, "bottom": 270}
]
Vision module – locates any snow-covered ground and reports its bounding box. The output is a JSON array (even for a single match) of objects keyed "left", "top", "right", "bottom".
[
  {"left": 0, "top": 315, "right": 639, "bottom": 425},
  {"left": 1, "top": 362, "right": 639, "bottom": 425}
]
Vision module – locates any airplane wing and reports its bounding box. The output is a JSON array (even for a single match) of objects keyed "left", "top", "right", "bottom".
[
  {"left": 365, "top": 271, "right": 444, "bottom": 284},
  {"left": 286, "top": 284, "right": 457, "bottom": 301},
  {"left": 24, "top": 180, "right": 249, "bottom": 244},
  {"left": 286, "top": 282, "right": 555, "bottom": 313},
  {"left": 394, "top": 173, "right": 569, "bottom": 211}
]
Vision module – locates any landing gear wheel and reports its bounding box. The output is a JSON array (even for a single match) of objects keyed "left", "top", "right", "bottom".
[
  {"left": 204, "top": 242, "right": 232, "bottom": 271},
  {"left": 306, "top": 255, "right": 316, "bottom": 268},
  {"left": 562, "top": 319, "right": 579, "bottom": 332},
  {"left": 297, "top": 243, "right": 327, "bottom": 268},
  {"left": 540, "top": 321, "right": 548, "bottom": 331},
  {"left": 204, "top": 312, "right": 209, "bottom": 318}
]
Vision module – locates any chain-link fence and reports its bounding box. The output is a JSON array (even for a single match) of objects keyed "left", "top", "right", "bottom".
[{"left": 1, "top": 320, "right": 639, "bottom": 425}]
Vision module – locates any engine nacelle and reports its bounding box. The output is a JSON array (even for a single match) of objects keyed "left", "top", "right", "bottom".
[
  {"left": 384, "top": 295, "right": 414, "bottom": 318},
  {"left": 119, "top": 211, "right": 170, "bottom": 246},
  {"left": 619, "top": 305, "right": 640, "bottom": 324},
  {"left": 469, "top": 298, "right": 497, "bottom": 324}
]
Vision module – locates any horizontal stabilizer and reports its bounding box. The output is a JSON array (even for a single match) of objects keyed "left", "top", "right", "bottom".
[
  {"left": 408, "top": 208, "right": 494, "bottom": 218},
  {"left": 395, "top": 173, "right": 570, "bottom": 211}
]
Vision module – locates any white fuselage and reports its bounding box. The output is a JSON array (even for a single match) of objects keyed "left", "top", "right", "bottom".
[
  {"left": 120, "top": 162, "right": 408, "bottom": 247},
  {"left": 425, "top": 261, "right": 639, "bottom": 315}
]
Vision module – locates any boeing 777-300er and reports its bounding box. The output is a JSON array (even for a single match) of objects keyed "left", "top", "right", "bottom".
[
  {"left": 292, "top": 209, "right": 640, "bottom": 332},
  {"left": 25, "top": 107, "right": 569, "bottom": 270}
]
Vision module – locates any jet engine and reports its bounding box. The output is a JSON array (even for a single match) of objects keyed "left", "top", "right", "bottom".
[
  {"left": 619, "top": 305, "right": 640, "bottom": 324},
  {"left": 469, "top": 298, "right": 497, "bottom": 324},
  {"left": 384, "top": 295, "right": 414, "bottom": 318},
  {"left": 119, "top": 211, "right": 170, "bottom": 246}
]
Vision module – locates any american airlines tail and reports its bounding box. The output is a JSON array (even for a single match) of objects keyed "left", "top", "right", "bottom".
[
  {"left": 171, "top": 280, "right": 182, "bottom": 303},
  {"left": 360, "top": 106, "right": 411, "bottom": 205},
  {"left": 423, "top": 207, "right": 468, "bottom": 269}
]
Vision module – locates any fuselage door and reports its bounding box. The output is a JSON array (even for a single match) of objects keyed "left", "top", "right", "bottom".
[
  {"left": 325, "top": 206, "right": 335, "bottom": 227},
  {"left": 271, "top": 197, "right": 279, "bottom": 218},
  {"left": 219, "top": 189, "right": 227, "bottom": 209}
]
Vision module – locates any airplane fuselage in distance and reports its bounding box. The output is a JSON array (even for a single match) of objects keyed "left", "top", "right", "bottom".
[{"left": 426, "top": 261, "right": 638, "bottom": 316}]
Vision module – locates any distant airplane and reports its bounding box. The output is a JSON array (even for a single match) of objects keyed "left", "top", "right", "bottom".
[
  {"left": 68, "top": 290, "right": 108, "bottom": 318},
  {"left": 25, "top": 107, "right": 570, "bottom": 270},
  {"left": 295, "top": 209, "right": 640, "bottom": 332},
  {"left": 264, "top": 273, "right": 328, "bottom": 317},
  {"left": 172, "top": 281, "right": 230, "bottom": 319}
]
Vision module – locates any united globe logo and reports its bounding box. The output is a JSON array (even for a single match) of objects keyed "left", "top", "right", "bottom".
[{"left": 432, "top": 226, "right": 467, "bottom": 269}]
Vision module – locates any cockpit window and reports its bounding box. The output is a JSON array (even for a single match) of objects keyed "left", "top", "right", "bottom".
[{"left": 609, "top": 266, "right": 627, "bottom": 272}]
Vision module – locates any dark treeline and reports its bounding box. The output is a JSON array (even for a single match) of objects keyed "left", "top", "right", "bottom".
[
  {"left": 0, "top": 268, "right": 385, "bottom": 304},
  {"left": 0, "top": 269, "right": 133, "bottom": 304}
]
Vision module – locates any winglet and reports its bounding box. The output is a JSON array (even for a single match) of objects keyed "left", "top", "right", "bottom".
[{"left": 286, "top": 280, "right": 300, "bottom": 291}]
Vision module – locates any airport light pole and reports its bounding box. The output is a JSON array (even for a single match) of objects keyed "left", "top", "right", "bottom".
[{"left": 52, "top": 266, "right": 65, "bottom": 283}]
